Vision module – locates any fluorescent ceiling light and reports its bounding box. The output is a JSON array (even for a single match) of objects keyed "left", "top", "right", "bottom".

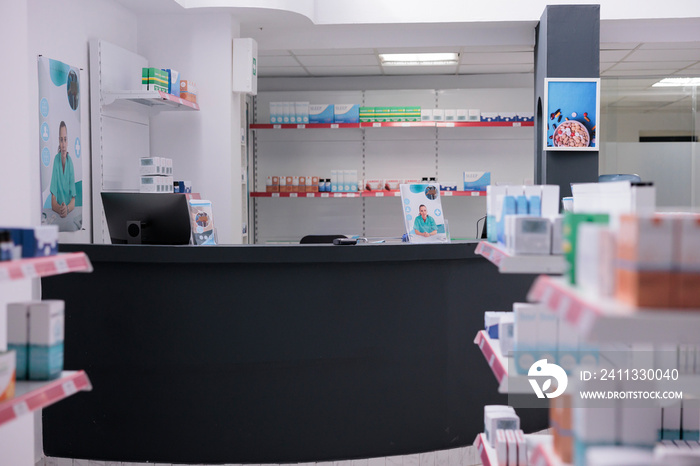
[
  {"left": 652, "top": 77, "right": 700, "bottom": 87},
  {"left": 379, "top": 52, "right": 458, "bottom": 66}
]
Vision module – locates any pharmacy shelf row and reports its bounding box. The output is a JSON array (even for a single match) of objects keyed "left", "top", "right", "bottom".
[
  {"left": 102, "top": 90, "right": 200, "bottom": 110},
  {"left": 528, "top": 275, "right": 700, "bottom": 345},
  {"left": 250, "top": 191, "right": 486, "bottom": 198},
  {"left": 250, "top": 121, "right": 534, "bottom": 130},
  {"left": 474, "top": 330, "right": 532, "bottom": 394},
  {"left": 0, "top": 371, "right": 92, "bottom": 427},
  {"left": 473, "top": 432, "right": 561, "bottom": 466},
  {"left": 476, "top": 241, "right": 568, "bottom": 275},
  {"left": 0, "top": 252, "right": 93, "bottom": 282}
]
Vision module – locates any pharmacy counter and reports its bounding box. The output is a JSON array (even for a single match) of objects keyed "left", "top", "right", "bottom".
[{"left": 41, "top": 243, "right": 547, "bottom": 464}]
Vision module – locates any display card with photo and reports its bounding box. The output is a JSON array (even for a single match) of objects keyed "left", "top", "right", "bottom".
[{"left": 399, "top": 183, "right": 449, "bottom": 243}]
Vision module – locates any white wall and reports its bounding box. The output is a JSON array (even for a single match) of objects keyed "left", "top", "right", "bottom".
[
  {"left": 26, "top": 0, "right": 138, "bottom": 244},
  {"left": 139, "top": 14, "right": 243, "bottom": 243}
]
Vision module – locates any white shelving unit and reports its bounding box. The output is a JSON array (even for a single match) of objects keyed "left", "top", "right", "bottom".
[
  {"left": 528, "top": 275, "right": 700, "bottom": 344},
  {"left": 476, "top": 241, "right": 567, "bottom": 274},
  {"left": 0, "top": 371, "right": 92, "bottom": 428},
  {"left": 89, "top": 39, "right": 201, "bottom": 244},
  {"left": 249, "top": 89, "right": 534, "bottom": 244},
  {"left": 0, "top": 252, "right": 93, "bottom": 466}
]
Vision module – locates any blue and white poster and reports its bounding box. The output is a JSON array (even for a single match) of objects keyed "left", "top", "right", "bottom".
[
  {"left": 399, "top": 183, "right": 449, "bottom": 243},
  {"left": 38, "top": 57, "right": 83, "bottom": 231},
  {"left": 544, "top": 78, "right": 600, "bottom": 151}
]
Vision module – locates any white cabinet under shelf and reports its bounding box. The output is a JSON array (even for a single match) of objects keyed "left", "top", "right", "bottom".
[{"left": 249, "top": 88, "right": 534, "bottom": 243}]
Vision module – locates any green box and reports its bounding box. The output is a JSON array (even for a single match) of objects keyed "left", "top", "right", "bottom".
[
  {"left": 141, "top": 67, "right": 168, "bottom": 92},
  {"left": 359, "top": 106, "right": 375, "bottom": 122},
  {"left": 562, "top": 213, "right": 610, "bottom": 285}
]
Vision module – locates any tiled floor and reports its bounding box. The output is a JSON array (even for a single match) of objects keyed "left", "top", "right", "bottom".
[{"left": 38, "top": 445, "right": 482, "bottom": 466}]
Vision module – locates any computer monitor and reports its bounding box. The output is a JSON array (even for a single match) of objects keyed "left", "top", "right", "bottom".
[{"left": 101, "top": 192, "right": 191, "bottom": 245}]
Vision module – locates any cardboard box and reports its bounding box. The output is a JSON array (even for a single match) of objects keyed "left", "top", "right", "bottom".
[
  {"left": 163, "top": 68, "right": 180, "bottom": 95},
  {"left": 7, "top": 302, "right": 34, "bottom": 380},
  {"left": 334, "top": 104, "right": 360, "bottom": 123},
  {"left": 359, "top": 107, "right": 375, "bottom": 122},
  {"left": 179, "top": 80, "right": 197, "bottom": 103},
  {"left": 309, "top": 104, "right": 334, "bottom": 124},
  {"left": 28, "top": 300, "right": 64, "bottom": 380},
  {"left": 617, "top": 214, "right": 674, "bottom": 268},
  {"left": 463, "top": 171, "right": 491, "bottom": 191},
  {"left": 615, "top": 267, "right": 672, "bottom": 308},
  {"left": 142, "top": 67, "right": 168, "bottom": 92}
]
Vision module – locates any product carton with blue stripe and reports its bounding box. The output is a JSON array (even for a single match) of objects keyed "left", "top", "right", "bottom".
[
  {"left": 309, "top": 104, "right": 335, "bottom": 124},
  {"left": 463, "top": 171, "right": 491, "bottom": 191},
  {"left": 334, "top": 104, "right": 359, "bottom": 123},
  {"left": 28, "top": 300, "right": 64, "bottom": 380}
]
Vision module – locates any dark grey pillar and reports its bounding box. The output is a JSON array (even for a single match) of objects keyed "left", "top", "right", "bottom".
[{"left": 534, "top": 5, "right": 600, "bottom": 198}]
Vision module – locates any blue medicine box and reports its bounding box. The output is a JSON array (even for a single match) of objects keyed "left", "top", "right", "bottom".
[{"left": 309, "top": 104, "right": 335, "bottom": 124}]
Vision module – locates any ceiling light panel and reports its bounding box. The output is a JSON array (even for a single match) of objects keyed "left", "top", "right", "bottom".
[{"left": 379, "top": 53, "right": 459, "bottom": 66}]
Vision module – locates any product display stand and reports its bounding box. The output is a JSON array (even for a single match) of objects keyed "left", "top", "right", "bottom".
[{"left": 0, "top": 251, "right": 93, "bottom": 465}]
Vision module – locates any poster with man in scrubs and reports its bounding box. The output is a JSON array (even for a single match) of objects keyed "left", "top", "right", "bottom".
[
  {"left": 39, "top": 57, "right": 83, "bottom": 232},
  {"left": 400, "top": 183, "right": 449, "bottom": 243}
]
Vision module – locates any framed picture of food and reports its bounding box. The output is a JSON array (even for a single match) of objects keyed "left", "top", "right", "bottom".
[{"left": 544, "top": 78, "right": 600, "bottom": 151}]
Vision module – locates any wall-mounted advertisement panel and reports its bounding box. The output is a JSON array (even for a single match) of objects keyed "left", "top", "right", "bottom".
[
  {"left": 38, "top": 57, "right": 84, "bottom": 232},
  {"left": 544, "top": 78, "right": 600, "bottom": 151}
]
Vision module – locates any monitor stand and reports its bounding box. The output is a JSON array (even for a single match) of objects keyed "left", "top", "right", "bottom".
[{"left": 127, "top": 221, "right": 143, "bottom": 244}]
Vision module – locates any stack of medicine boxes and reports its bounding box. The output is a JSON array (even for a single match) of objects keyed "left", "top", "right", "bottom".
[
  {"left": 140, "top": 157, "right": 174, "bottom": 193},
  {"left": 486, "top": 184, "right": 562, "bottom": 255}
]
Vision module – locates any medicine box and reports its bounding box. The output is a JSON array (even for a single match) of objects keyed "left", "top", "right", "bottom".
[
  {"left": 432, "top": 109, "right": 445, "bottom": 122},
  {"left": 140, "top": 157, "right": 164, "bottom": 175},
  {"left": 444, "top": 109, "right": 457, "bottom": 122},
  {"left": 484, "top": 405, "right": 519, "bottom": 447},
  {"left": 7, "top": 302, "right": 35, "bottom": 380},
  {"left": 296, "top": 102, "right": 310, "bottom": 124},
  {"left": 8, "top": 226, "right": 59, "bottom": 258},
  {"left": 562, "top": 213, "right": 610, "bottom": 285},
  {"left": 463, "top": 172, "right": 491, "bottom": 191},
  {"left": 334, "top": 104, "right": 360, "bottom": 123},
  {"left": 456, "top": 109, "right": 468, "bottom": 121},
  {"left": 179, "top": 80, "right": 197, "bottom": 103},
  {"left": 421, "top": 109, "right": 434, "bottom": 121},
  {"left": 617, "top": 214, "right": 674, "bottom": 269},
  {"left": 484, "top": 311, "right": 509, "bottom": 339},
  {"left": 142, "top": 67, "right": 168, "bottom": 92},
  {"left": 28, "top": 300, "right": 64, "bottom": 380},
  {"left": 309, "top": 104, "right": 334, "bottom": 124},
  {"left": 0, "top": 351, "right": 16, "bottom": 402},
  {"left": 359, "top": 107, "right": 375, "bottom": 122},
  {"left": 468, "top": 109, "right": 481, "bottom": 121},
  {"left": 163, "top": 69, "right": 180, "bottom": 96}
]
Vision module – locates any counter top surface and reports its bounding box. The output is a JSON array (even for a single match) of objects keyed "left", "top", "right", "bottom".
[{"left": 59, "top": 241, "right": 480, "bottom": 264}]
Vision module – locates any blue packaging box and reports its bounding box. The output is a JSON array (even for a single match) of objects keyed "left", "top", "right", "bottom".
[
  {"left": 163, "top": 69, "right": 180, "bottom": 96},
  {"left": 463, "top": 171, "right": 491, "bottom": 191},
  {"left": 7, "top": 226, "right": 58, "bottom": 258},
  {"left": 333, "top": 104, "right": 360, "bottom": 123},
  {"left": 309, "top": 104, "right": 335, "bottom": 124}
]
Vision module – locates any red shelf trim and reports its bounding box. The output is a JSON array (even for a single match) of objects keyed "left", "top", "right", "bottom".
[
  {"left": 474, "top": 330, "right": 507, "bottom": 384},
  {"left": 155, "top": 90, "right": 199, "bottom": 110},
  {"left": 0, "top": 252, "right": 93, "bottom": 282},
  {"left": 0, "top": 371, "right": 92, "bottom": 426},
  {"left": 250, "top": 191, "right": 485, "bottom": 198},
  {"left": 250, "top": 121, "right": 533, "bottom": 129},
  {"left": 527, "top": 275, "right": 602, "bottom": 334}
]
